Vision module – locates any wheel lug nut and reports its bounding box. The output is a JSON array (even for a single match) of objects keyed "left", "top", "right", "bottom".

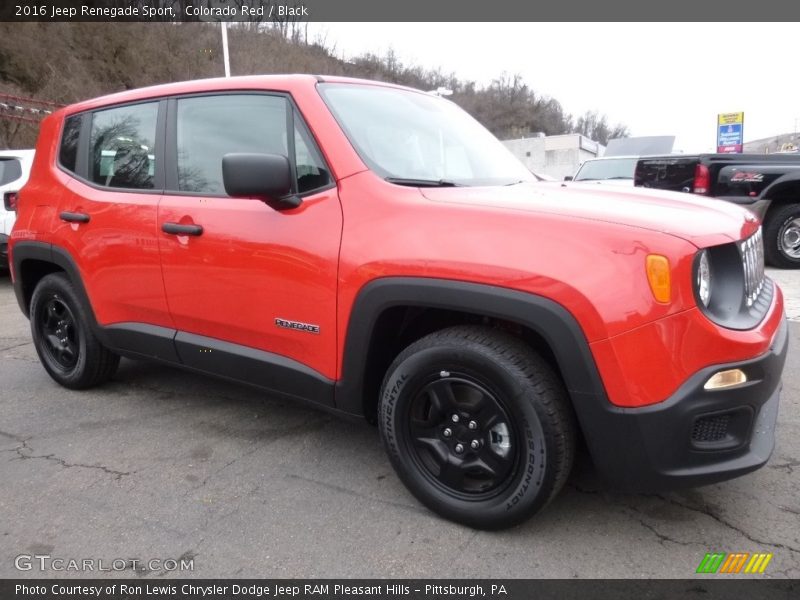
[
  {"left": 454, "top": 443, "right": 464, "bottom": 454},
  {"left": 470, "top": 439, "right": 481, "bottom": 450},
  {"left": 451, "top": 414, "right": 460, "bottom": 423},
  {"left": 468, "top": 420, "right": 478, "bottom": 430},
  {"left": 442, "top": 428, "right": 452, "bottom": 438}
]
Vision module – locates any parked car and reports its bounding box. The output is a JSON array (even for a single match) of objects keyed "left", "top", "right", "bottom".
[
  {"left": 635, "top": 153, "right": 800, "bottom": 268},
  {"left": 531, "top": 170, "right": 557, "bottom": 182},
  {"left": 0, "top": 149, "right": 34, "bottom": 271},
  {"left": 566, "top": 156, "right": 638, "bottom": 185},
  {"left": 10, "top": 76, "right": 787, "bottom": 529}
]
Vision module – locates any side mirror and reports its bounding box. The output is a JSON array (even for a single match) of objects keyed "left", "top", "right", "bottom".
[
  {"left": 563, "top": 175, "right": 573, "bottom": 181},
  {"left": 222, "top": 153, "right": 300, "bottom": 210}
]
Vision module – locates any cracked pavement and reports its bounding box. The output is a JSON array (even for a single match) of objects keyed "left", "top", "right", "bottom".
[{"left": 0, "top": 271, "right": 798, "bottom": 578}]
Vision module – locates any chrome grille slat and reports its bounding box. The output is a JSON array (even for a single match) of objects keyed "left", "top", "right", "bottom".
[{"left": 741, "top": 228, "right": 765, "bottom": 307}]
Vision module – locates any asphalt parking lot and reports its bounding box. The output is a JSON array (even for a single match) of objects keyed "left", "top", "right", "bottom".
[{"left": 1, "top": 270, "right": 798, "bottom": 579}]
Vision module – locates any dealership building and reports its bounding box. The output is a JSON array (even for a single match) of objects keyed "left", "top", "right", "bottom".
[{"left": 503, "top": 133, "right": 604, "bottom": 180}]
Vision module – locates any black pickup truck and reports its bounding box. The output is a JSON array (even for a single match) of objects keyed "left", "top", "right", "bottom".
[{"left": 634, "top": 153, "right": 800, "bottom": 267}]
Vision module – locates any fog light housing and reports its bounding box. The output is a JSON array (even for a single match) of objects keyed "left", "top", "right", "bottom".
[{"left": 704, "top": 369, "right": 748, "bottom": 390}]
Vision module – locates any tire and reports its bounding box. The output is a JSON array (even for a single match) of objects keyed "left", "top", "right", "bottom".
[
  {"left": 29, "top": 273, "right": 119, "bottom": 389},
  {"left": 764, "top": 202, "right": 800, "bottom": 268},
  {"left": 378, "top": 325, "right": 576, "bottom": 529}
]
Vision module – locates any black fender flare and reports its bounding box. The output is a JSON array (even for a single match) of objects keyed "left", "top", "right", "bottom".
[
  {"left": 13, "top": 240, "right": 180, "bottom": 363},
  {"left": 333, "top": 277, "right": 608, "bottom": 417},
  {"left": 12, "top": 241, "right": 93, "bottom": 320},
  {"left": 760, "top": 170, "right": 800, "bottom": 202}
]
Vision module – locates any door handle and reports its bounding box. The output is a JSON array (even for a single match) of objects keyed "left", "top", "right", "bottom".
[
  {"left": 162, "top": 222, "right": 203, "bottom": 236},
  {"left": 60, "top": 211, "right": 90, "bottom": 224}
]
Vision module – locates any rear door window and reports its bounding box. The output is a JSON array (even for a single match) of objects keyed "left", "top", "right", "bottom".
[
  {"left": 89, "top": 102, "right": 158, "bottom": 189},
  {"left": 0, "top": 158, "right": 22, "bottom": 187}
]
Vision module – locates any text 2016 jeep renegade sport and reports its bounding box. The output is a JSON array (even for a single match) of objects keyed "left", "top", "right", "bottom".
[{"left": 10, "top": 76, "right": 788, "bottom": 529}]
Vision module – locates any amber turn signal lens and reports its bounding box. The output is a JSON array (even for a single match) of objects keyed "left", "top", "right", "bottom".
[{"left": 646, "top": 255, "right": 671, "bottom": 303}]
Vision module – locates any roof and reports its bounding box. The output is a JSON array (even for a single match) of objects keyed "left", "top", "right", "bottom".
[{"left": 58, "top": 74, "right": 426, "bottom": 117}]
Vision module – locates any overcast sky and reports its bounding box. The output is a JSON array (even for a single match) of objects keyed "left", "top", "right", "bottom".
[{"left": 307, "top": 22, "right": 800, "bottom": 153}]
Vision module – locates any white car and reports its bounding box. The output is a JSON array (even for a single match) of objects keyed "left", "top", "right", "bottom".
[
  {"left": 567, "top": 155, "right": 637, "bottom": 186},
  {"left": 1, "top": 149, "right": 35, "bottom": 271}
]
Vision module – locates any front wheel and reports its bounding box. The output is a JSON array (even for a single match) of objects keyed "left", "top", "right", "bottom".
[
  {"left": 378, "top": 326, "right": 576, "bottom": 529},
  {"left": 764, "top": 202, "right": 800, "bottom": 268},
  {"left": 30, "top": 273, "right": 119, "bottom": 389}
]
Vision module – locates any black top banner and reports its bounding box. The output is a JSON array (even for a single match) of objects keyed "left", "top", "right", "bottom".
[{"left": 2, "top": 0, "right": 800, "bottom": 22}]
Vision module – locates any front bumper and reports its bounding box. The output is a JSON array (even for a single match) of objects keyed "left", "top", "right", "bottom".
[{"left": 578, "top": 316, "right": 788, "bottom": 491}]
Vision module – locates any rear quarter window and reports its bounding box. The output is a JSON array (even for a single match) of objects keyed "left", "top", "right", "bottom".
[{"left": 59, "top": 115, "right": 82, "bottom": 174}]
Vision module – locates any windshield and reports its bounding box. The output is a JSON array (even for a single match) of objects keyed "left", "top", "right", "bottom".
[
  {"left": 574, "top": 158, "right": 637, "bottom": 181},
  {"left": 319, "top": 84, "right": 533, "bottom": 187}
]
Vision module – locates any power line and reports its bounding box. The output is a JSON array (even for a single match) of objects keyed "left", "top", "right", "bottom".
[
  {"left": 0, "top": 93, "right": 62, "bottom": 108},
  {"left": 0, "top": 93, "right": 64, "bottom": 126},
  {"left": 0, "top": 93, "right": 64, "bottom": 127}
]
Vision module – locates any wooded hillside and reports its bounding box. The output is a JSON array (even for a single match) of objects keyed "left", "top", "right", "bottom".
[{"left": 0, "top": 22, "right": 629, "bottom": 148}]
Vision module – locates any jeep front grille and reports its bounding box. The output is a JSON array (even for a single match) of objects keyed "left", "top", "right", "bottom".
[{"left": 741, "top": 228, "right": 765, "bottom": 308}]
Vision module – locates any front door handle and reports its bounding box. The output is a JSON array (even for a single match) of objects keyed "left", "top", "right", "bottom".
[
  {"left": 60, "top": 211, "right": 90, "bottom": 224},
  {"left": 162, "top": 222, "right": 203, "bottom": 236}
]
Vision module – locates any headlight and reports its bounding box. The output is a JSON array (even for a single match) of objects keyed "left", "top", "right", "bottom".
[
  {"left": 696, "top": 249, "right": 712, "bottom": 307},
  {"left": 694, "top": 235, "right": 771, "bottom": 330}
]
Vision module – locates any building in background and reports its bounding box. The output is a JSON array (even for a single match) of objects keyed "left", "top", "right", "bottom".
[
  {"left": 744, "top": 132, "right": 799, "bottom": 154},
  {"left": 503, "top": 133, "right": 604, "bottom": 180}
]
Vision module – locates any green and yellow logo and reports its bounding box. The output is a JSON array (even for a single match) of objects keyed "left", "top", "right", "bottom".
[{"left": 696, "top": 552, "right": 773, "bottom": 574}]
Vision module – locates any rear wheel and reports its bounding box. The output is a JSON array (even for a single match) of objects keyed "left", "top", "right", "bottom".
[
  {"left": 764, "top": 203, "right": 800, "bottom": 268},
  {"left": 378, "top": 326, "right": 576, "bottom": 529},
  {"left": 30, "top": 273, "right": 119, "bottom": 389}
]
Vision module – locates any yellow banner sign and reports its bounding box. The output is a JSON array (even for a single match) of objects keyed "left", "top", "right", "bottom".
[{"left": 718, "top": 112, "right": 744, "bottom": 126}]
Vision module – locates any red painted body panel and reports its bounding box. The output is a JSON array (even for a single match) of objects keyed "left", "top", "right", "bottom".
[
  {"left": 157, "top": 188, "right": 342, "bottom": 379},
  {"left": 53, "top": 179, "right": 171, "bottom": 328},
  {"left": 8, "top": 114, "right": 62, "bottom": 256},
  {"left": 591, "top": 284, "right": 785, "bottom": 407},
  {"left": 11, "top": 75, "right": 786, "bottom": 412}
]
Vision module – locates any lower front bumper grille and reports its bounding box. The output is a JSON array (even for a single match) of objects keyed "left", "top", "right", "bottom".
[{"left": 692, "top": 414, "right": 730, "bottom": 443}]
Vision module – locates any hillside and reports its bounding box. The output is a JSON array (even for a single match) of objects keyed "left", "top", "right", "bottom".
[{"left": 0, "top": 22, "right": 628, "bottom": 148}]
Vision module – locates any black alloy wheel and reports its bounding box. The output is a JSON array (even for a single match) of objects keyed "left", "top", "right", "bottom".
[
  {"left": 36, "top": 294, "right": 80, "bottom": 371},
  {"left": 30, "top": 273, "right": 119, "bottom": 389},
  {"left": 405, "top": 375, "right": 518, "bottom": 498},
  {"left": 379, "top": 325, "right": 576, "bottom": 530}
]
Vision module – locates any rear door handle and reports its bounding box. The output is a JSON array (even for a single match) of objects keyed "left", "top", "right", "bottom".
[
  {"left": 162, "top": 222, "right": 203, "bottom": 236},
  {"left": 60, "top": 211, "right": 90, "bottom": 224}
]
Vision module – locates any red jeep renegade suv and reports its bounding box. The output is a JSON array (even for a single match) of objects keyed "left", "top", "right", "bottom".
[{"left": 9, "top": 76, "right": 788, "bottom": 529}]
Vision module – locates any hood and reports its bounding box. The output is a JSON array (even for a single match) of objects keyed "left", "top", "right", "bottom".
[
  {"left": 420, "top": 182, "right": 758, "bottom": 248},
  {"left": 573, "top": 179, "right": 634, "bottom": 187}
]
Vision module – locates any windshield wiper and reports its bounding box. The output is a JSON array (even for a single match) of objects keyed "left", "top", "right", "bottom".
[{"left": 385, "top": 177, "right": 462, "bottom": 187}]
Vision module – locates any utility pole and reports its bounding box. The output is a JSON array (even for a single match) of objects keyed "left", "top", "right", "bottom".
[{"left": 221, "top": 22, "right": 231, "bottom": 77}]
